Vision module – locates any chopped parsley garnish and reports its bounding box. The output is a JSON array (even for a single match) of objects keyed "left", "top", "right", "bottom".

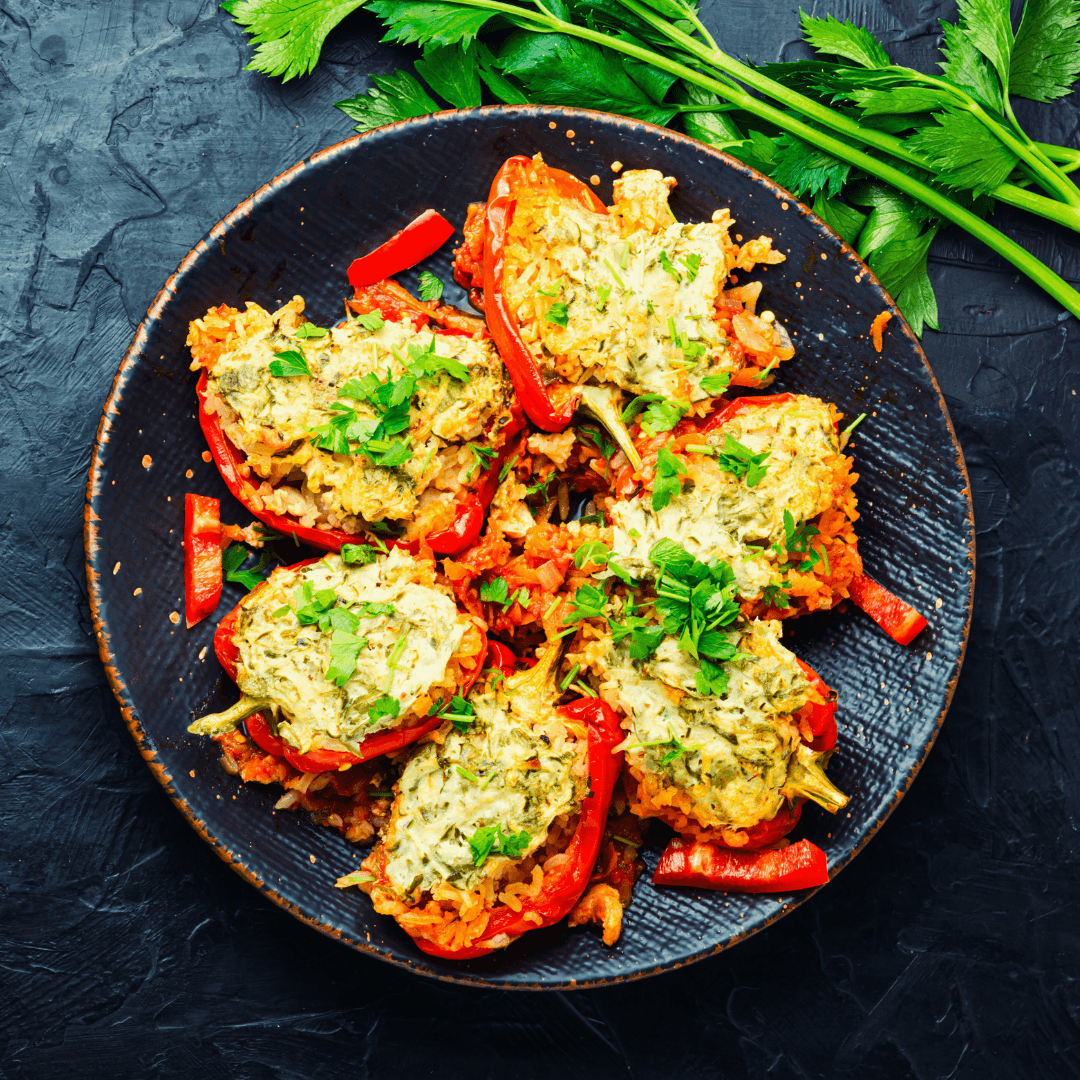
[
  {"left": 433, "top": 692, "right": 475, "bottom": 733},
  {"left": 608, "top": 597, "right": 665, "bottom": 661},
  {"left": 714, "top": 433, "right": 771, "bottom": 487},
  {"left": 367, "top": 694, "right": 400, "bottom": 724},
  {"left": 223, "top": 544, "right": 272, "bottom": 591},
  {"left": 578, "top": 425, "right": 616, "bottom": 464},
  {"left": 640, "top": 397, "right": 688, "bottom": 436},
  {"left": 680, "top": 252, "right": 702, "bottom": 282},
  {"left": 667, "top": 317, "right": 705, "bottom": 365},
  {"left": 294, "top": 323, "right": 328, "bottom": 340},
  {"left": 545, "top": 302, "right": 570, "bottom": 327},
  {"left": 572, "top": 540, "right": 633, "bottom": 584},
  {"left": 401, "top": 338, "right": 469, "bottom": 382},
  {"left": 763, "top": 582, "right": 792, "bottom": 609},
  {"left": 658, "top": 250, "right": 682, "bottom": 283},
  {"left": 271, "top": 605, "right": 291, "bottom": 618},
  {"left": 649, "top": 538, "right": 741, "bottom": 663},
  {"left": 699, "top": 373, "right": 731, "bottom": 395},
  {"left": 524, "top": 472, "right": 555, "bottom": 499},
  {"left": 355, "top": 310, "right": 384, "bottom": 332},
  {"left": 498, "top": 454, "right": 519, "bottom": 483},
  {"left": 325, "top": 616, "right": 368, "bottom": 686},
  {"left": 535, "top": 278, "right": 563, "bottom": 296},
  {"left": 602, "top": 259, "right": 625, "bottom": 289},
  {"left": 621, "top": 393, "right": 664, "bottom": 424},
  {"left": 782, "top": 509, "right": 822, "bottom": 570},
  {"left": 465, "top": 442, "right": 497, "bottom": 480},
  {"left": 418, "top": 270, "right": 444, "bottom": 303},
  {"left": 480, "top": 577, "right": 509, "bottom": 606},
  {"left": 595, "top": 283, "right": 611, "bottom": 311},
  {"left": 456, "top": 765, "right": 480, "bottom": 784},
  {"left": 563, "top": 583, "right": 608, "bottom": 623},
  {"left": 559, "top": 663, "right": 581, "bottom": 691},
  {"left": 341, "top": 543, "right": 378, "bottom": 565},
  {"left": 268, "top": 348, "right": 312, "bottom": 378},
  {"left": 469, "top": 823, "right": 532, "bottom": 867},
  {"left": 652, "top": 447, "right": 688, "bottom": 511},
  {"left": 383, "top": 628, "right": 410, "bottom": 692}
]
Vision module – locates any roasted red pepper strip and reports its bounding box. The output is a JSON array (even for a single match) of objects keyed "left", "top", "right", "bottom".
[
  {"left": 212, "top": 562, "right": 487, "bottom": 771},
  {"left": 184, "top": 493, "right": 223, "bottom": 628},
  {"left": 415, "top": 696, "right": 623, "bottom": 959},
  {"left": 347, "top": 209, "right": 455, "bottom": 289},
  {"left": 848, "top": 573, "right": 928, "bottom": 645},
  {"left": 483, "top": 156, "right": 607, "bottom": 433},
  {"left": 653, "top": 837, "right": 830, "bottom": 893},
  {"left": 796, "top": 658, "right": 839, "bottom": 753}
]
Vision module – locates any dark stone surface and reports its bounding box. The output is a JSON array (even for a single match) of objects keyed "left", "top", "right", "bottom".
[{"left": 1, "top": 0, "right": 1077, "bottom": 1074}]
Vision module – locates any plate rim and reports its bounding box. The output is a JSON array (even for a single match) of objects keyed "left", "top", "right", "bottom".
[{"left": 83, "top": 103, "right": 975, "bottom": 989}]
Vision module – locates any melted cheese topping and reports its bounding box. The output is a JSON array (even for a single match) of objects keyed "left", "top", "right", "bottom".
[
  {"left": 232, "top": 549, "right": 465, "bottom": 752},
  {"left": 505, "top": 170, "right": 744, "bottom": 400},
  {"left": 379, "top": 687, "right": 584, "bottom": 900},
  {"left": 610, "top": 395, "right": 841, "bottom": 598},
  {"left": 602, "top": 620, "right": 809, "bottom": 830},
  {"left": 205, "top": 306, "right": 510, "bottom": 522}
]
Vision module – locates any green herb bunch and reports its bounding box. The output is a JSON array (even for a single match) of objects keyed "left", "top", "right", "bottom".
[{"left": 222, "top": 0, "right": 1080, "bottom": 330}]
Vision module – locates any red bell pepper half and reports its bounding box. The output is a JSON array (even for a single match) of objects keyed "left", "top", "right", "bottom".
[
  {"left": 212, "top": 561, "right": 487, "bottom": 772},
  {"left": 184, "top": 493, "right": 222, "bottom": 628},
  {"left": 653, "top": 837, "right": 830, "bottom": 893},
  {"left": 483, "top": 156, "right": 607, "bottom": 433},
  {"left": 347, "top": 209, "right": 455, "bottom": 289},
  {"left": 848, "top": 573, "right": 928, "bottom": 645},
  {"left": 414, "top": 696, "right": 624, "bottom": 959}
]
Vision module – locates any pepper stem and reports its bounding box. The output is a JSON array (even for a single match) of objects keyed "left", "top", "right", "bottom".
[
  {"left": 188, "top": 696, "right": 274, "bottom": 737},
  {"left": 577, "top": 384, "right": 643, "bottom": 472},
  {"left": 503, "top": 636, "right": 568, "bottom": 719},
  {"left": 783, "top": 744, "right": 849, "bottom": 813}
]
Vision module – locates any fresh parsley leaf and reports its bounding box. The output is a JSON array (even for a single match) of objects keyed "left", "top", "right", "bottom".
[
  {"left": 680, "top": 252, "right": 702, "bottom": 281},
  {"left": 811, "top": 193, "right": 869, "bottom": 247},
  {"left": 578, "top": 425, "right": 616, "bottom": 462},
  {"left": 369, "top": 0, "right": 496, "bottom": 47},
  {"left": 694, "top": 658, "right": 730, "bottom": 696},
  {"left": 269, "top": 348, "right": 312, "bottom": 378},
  {"left": 226, "top": 0, "right": 367, "bottom": 81},
  {"left": 367, "top": 694, "right": 400, "bottom": 724},
  {"left": 563, "top": 583, "right": 608, "bottom": 623},
  {"left": 469, "top": 823, "right": 533, "bottom": 867},
  {"left": 868, "top": 230, "right": 940, "bottom": 337},
  {"left": 417, "top": 270, "right": 445, "bottom": 303},
  {"left": 800, "top": 10, "right": 892, "bottom": 69},
  {"left": 465, "top": 442, "right": 497, "bottom": 480},
  {"left": 907, "top": 108, "right": 1018, "bottom": 196},
  {"left": 223, "top": 544, "right": 272, "bottom": 591},
  {"left": 573, "top": 540, "right": 613, "bottom": 569},
  {"left": 768, "top": 132, "right": 851, "bottom": 199},
  {"left": 355, "top": 310, "right": 385, "bottom": 332},
  {"left": 699, "top": 373, "right": 731, "bottom": 395},
  {"left": 341, "top": 543, "right": 378, "bottom": 564},
  {"left": 652, "top": 446, "right": 687, "bottom": 511},
  {"left": 621, "top": 393, "right": 665, "bottom": 424},
  {"left": 295, "top": 323, "right": 329, "bottom": 340},
  {"left": 479, "top": 577, "right": 510, "bottom": 607},
  {"left": 496, "top": 31, "right": 680, "bottom": 126},
  {"left": 406, "top": 340, "right": 469, "bottom": 381},
  {"left": 336, "top": 70, "right": 439, "bottom": 133},
  {"left": 640, "top": 397, "right": 688, "bottom": 436},
  {"left": 271, "top": 605, "right": 292, "bottom": 618},
  {"left": 939, "top": 18, "right": 1004, "bottom": 112},
  {"left": 326, "top": 626, "right": 368, "bottom": 686},
  {"left": 762, "top": 582, "right": 791, "bottom": 609},
  {"left": 1009, "top": 0, "right": 1080, "bottom": 102},
  {"left": 715, "top": 433, "right": 771, "bottom": 487},
  {"left": 433, "top": 692, "right": 476, "bottom": 733},
  {"left": 546, "top": 301, "right": 570, "bottom": 327},
  {"left": 415, "top": 41, "right": 481, "bottom": 108},
  {"left": 658, "top": 250, "right": 682, "bottom": 283}
]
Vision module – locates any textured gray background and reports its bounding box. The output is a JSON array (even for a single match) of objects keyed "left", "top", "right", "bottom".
[{"left": 2, "top": 0, "right": 1078, "bottom": 1076}]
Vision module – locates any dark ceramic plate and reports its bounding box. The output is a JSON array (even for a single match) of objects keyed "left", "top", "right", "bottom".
[{"left": 85, "top": 106, "right": 973, "bottom": 988}]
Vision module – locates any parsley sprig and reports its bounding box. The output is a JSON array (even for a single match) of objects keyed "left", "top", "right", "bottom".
[
  {"left": 469, "top": 823, "right": 532, "bottom": 867},
  {"left": 222, "top": 544, "right": 272, "bottom": 591}
]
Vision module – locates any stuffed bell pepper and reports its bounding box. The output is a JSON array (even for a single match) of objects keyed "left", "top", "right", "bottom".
[
  {"left": 453, "top": 154, "right": 793, "bottom": 443},
  {"left": 344, "top": 642, "right": 623, "bottom": 957},
  {"left": 187, "top": 287, "right": 519, "bottom": 555},
  {"left": 189, "top": 546, "right": 487, "bottom": 770}
]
